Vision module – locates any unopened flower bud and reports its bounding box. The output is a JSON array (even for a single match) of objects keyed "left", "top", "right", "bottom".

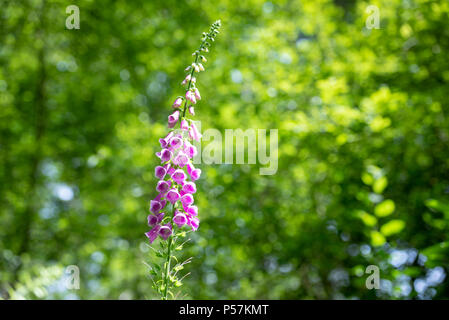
[
  {"left": 189, "top": 122, "right": 202, "bottom": 141},
  {"left": 194, "top": 88, "right": 201, "bottom": 101},
  {"left": 168, "top": 110, "right": 180, "bottom": 128},
  {"left": 172, "top": 97, "right": 183, "bottom": 108},
  {"left": 180, "top": 119, "right": 189, "bottom": 131},
  {"left": 181, "top": 74, "right": 191, "bottom": 85},
  {"left": 186, "top": 91, "right": 197, "bottom": 104}
]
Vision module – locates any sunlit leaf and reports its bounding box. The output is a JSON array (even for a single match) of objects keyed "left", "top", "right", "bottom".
[
  {"left": 380, "top": 219, "right": 405, "bottom": 236},
  {"left": 374, "top": 199, "right": 395, "bottom": 217},
  {"left": 370, "top": 231, "right": 386, "bottom": 247},
  {"left": 373, "top": 176, "right": 388, "bottom": 194},
  {"left": 356, "top": 210, "right": 377, "bottom": 227}
]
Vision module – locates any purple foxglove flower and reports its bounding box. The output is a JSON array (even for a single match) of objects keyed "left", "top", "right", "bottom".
[
  {"left": 186, "top": 163, "right": 194, "bottom": 175},
  {"left": 168, "top": 110, "right": 180, "bottom": 128},
  {"left": 185, "top": 145, "right": 197, "bottom": 159},
  {"left": 170, "top": 136, "right": 183, "bottom": 149},
  {"left": 173, "top": 151, "right": 189, "bottom": 168},
  {"left": 167, "top": 166, "right": 175, "bottom": 175},
  {"left": 194, "top": 88, "right": 201, "bottom": 101},
  {"left": 152, "top": 193, "right": 167, "bottom": 208},
  {"left": 181, "top": 74, "right": 191, "bottom": 85},
  {"left": 171, "top": 169, "right": 187, "bottom": 183},
  {"left": 166, "top": 189, "right": 181, "bottom": 204},
  {"left": 188, "top": 216, "right": 199, "bottom": 231},
  {"left": 156, "top": 180, "right": 170, "bottom": 193},
  {"left": 185, "top": 90, "right": 192, "bottom": 102},
  {"left": 173, "top": 212, "right": 188, "bottom": 228},
  {"left": 187, "top": 205, "right": 198, "bottom": 216},
  {"left": 150, "top": 200, "right": 162, "bottom": 213},
  {"left": 155, "top": 166, "right": 167, "bottom": 179},
  {"left": 168, "top": 122, "right": 176, "bottom": 129},
  {"left": 159, "top": 223, "right": 172, "bottom": 240},
  {"left": 145, "top": 20, "right": 221, "bottom": 253},
  {"left": 188, "top": 122, "right": 202, "bottom": 141},
  {"left": 163, "top": 164, "right": 173, "bottom": 176},
  {"left": 190, "top": 168, "right": 202, "bottom": 181},
  {"left": 156, "top": 212, "right": 165, "bottom": 223},
  {"left": 153, "top": 193, "right": 162, "bottom": 202},
  {"left": 181, "top": 193, "right": 194, "bottom": 206},
  {"left": 183, "top": 139, "right": 192, "bottom": 149},
  {"left": 147, "top": 214, "right": 159, "bottom": 226},
  {"left": 180, "top": 119, "right": 189, "bottom": 131},
  {"left": 146, "top": 21, "right": 221, "bottom": 247},
  {"left": 172, "top": 97, "right": 183, "bottom": 108},
  {"left": 186, "top": 90, "right": 197, "bottom": 104},
  {"left": 159, "top": 132, "right": 174, "bottom": 148},
  {"left": 160, "top": 149, "right": 173, "bottom": 162},
  {"left": 145, "top": 225, "right": 161, "bottom": 244},
  {"left": 182, "top": 182, "right": 197, "bottom": 194},
  {"left": 159, "top": 138, "right": 167, "bottom": 148}
]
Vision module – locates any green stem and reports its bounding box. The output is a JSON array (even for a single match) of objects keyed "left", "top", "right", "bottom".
[
  {"left": 163, "top": 235, "right": 173, "bottom": 300},
  {"left": 182, "top": 39, "right": 208, "bottom": 118}
]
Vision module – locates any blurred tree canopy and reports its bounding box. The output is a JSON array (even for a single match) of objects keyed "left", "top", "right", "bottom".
[{"left": 1, "top": 0, "right": 448, "bottom": 299}]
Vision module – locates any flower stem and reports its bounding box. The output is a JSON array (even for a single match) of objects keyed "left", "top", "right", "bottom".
[
  {"left": 182, "top": 37, "right": 209, "bottom": 118},
  {"left": 163, "top": 235, "right": 173, "bottom": 300}
]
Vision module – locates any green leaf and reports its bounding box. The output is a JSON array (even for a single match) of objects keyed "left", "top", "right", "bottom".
[
  {"left": 403, "top": 267, "right": 421, "bottom": 277},
  {"left": 361, "top": 172, "right": 374, "bottom": 185},
  {"left": 174, "top": 265, "right": 184, "bottom": 272},
  {"left": 374, "top": 199, "right": 395, "bottom": 217},
  {"left": 370, "top": 231, "right": 386, "bottom": 247},
  {"left": 425, "top": 199, "right": 449, "bottom": 218},
  {"left": 422, "top": 241, "right": 449, "bottom": 257},
  {"left": 356, "top": 210, "right": 377, "bottom": 227},
  {"left": 421, "top": 242, "right": 449, "bottom": 267},
  {"left": 380, "top": 219, "right": 405, "bottom": 236},
  {"left": 423, "top": 212, "right": 446, "bottom": 229},
  {"left": 373, "top": 176, "right": 388, "bottom": 194}
]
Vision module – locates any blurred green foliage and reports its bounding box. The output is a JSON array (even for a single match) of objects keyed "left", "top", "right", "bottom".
[{"left": 1, "top": 0, "right": 449, "bottom": 299}]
